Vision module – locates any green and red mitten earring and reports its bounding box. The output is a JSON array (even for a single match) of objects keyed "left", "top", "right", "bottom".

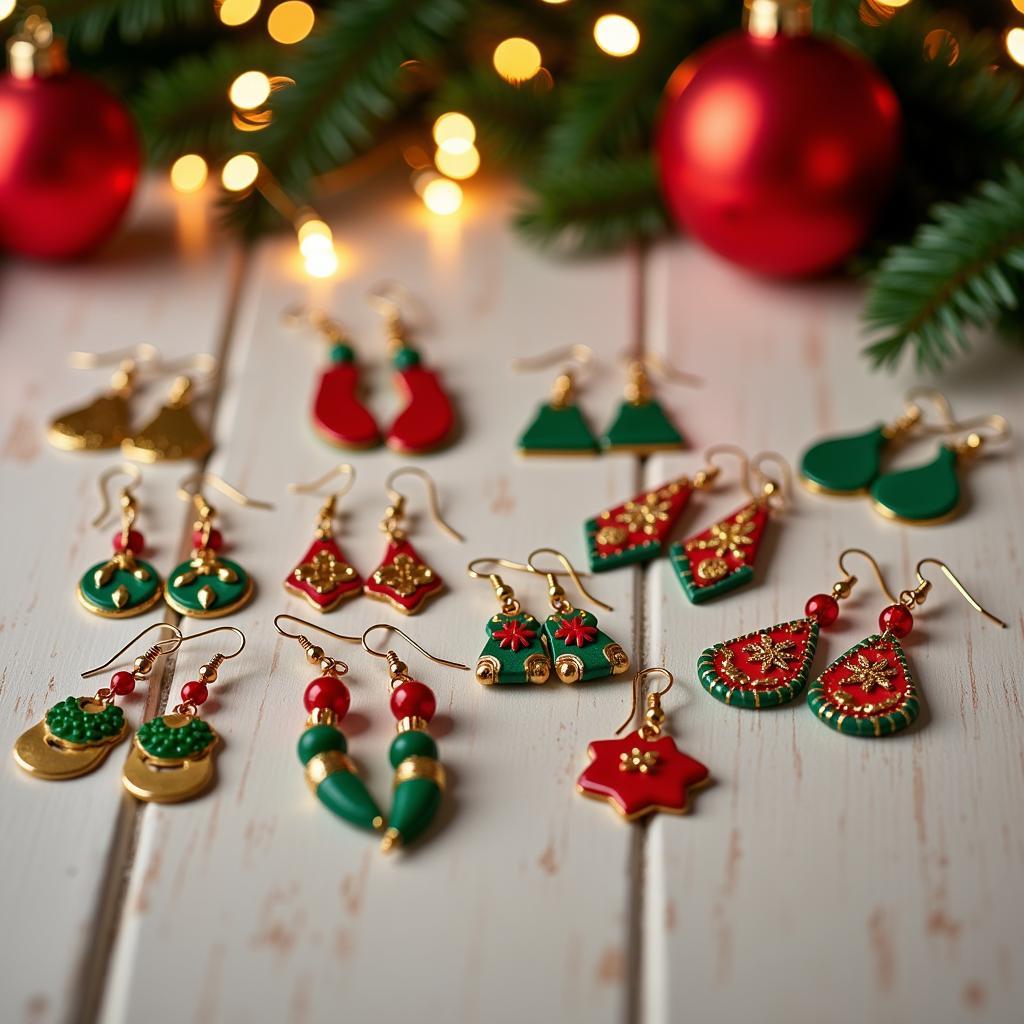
[
  {"left": 165, "top": 473, "right": 272, "bottom": 618},
  {"left": 467, "top": 558, "right": 552, "bottom": 685},
  {"left": 601, "top": 357, "right": 699, "bottom": 454},
  {"left": 284, "top": 465, "right": 363, "bottom": 612},
  {"left": 670, "top": 451, "right": 788, "bottom": 604},
  {"left": 808, "top": 558, "right": 1006, "bottom": 738},
  {"left": 14, "top": 623, "right": 182, "bottom": 781},
  {"left": 513, "top": 344, "right": 598, "bottom": 457},
  {"left": 528, "top": 548, "right": 630, "bottom": 683}
]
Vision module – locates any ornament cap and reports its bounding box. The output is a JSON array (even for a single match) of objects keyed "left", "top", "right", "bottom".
[
  {"left": 743, "top": 0, "right": 811, "bottom": 39},
  {"left": 8, "top": 10, "right": 68, "bottom": 80}
]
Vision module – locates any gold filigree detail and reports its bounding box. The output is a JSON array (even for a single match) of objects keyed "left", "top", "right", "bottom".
[
  {"left": 93, "top": 549, "right": 150, "bottom": 589},
  {"left": 172, "top": 548, "right": 237, "bottom": 589},
  {"left": 596, "top": 525, "right": 628, "bottom": 546},
  {"left": 696, "top": 557, "right": 729, "bottom": 581},
  {"left": 616, "top": 491, "right": 673, "bottom": 535},
  {"left": 619, "top": 747, "right": 659, "bottom": 773},
  {"left": 293, "top": 549, "right": 355, "bottom": 594},
  {"left": 686, "top": 505, "right": 756, "bottom": 560},
  {"left": 844, "top": 652, "right": 898, "bottom": 693},
  {"left": 743, "top": 634, "right": 797, "bottom": 673},
  {"left": 830, "top": 687, "right": 904, "bottom": 715},
  {"left": 373, "top": 553, "right": 433, "bottom": 597}
]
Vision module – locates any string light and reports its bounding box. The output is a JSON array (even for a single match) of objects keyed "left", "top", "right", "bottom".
[
  {"left": 432, "top": 112, "right": 476, "bottom": 155},
  {"left": 229, "top": 71, "right": 272, "bottom": 111},
  {"left": 422, "top": 178, "right": 463, "bottom": 215},
  {"left": 218, "top": 0, "right": 260, "bottom": 27},
  {"left": 1007, "top": 26, "right": 1024, "bottom": 64},
  {"left": 435, "top": 144, "right": 480, "bottom": 180},
  {"left": 170, "top": 154, "right": 209, "bottom": 193},
  {"left": 221, "top": 154, "right": 260, "bottom": 191},
  {"left": 297, "top": 217, "right": 333, "bottom": 258},
  {"left": 267, "top": 1, "right": 315, "bottom": 44},
  {"left": 0, "top": 0, "right": 17, "bottom": 20},
  {"left": 594, "top": 14, "right": 640, "bottom": 56},
  {"left": 493, "top": 38, "right": 542, "bottom": 83},
  {"left": 304, "top": 248, "right": 339, "bottom": 278}
]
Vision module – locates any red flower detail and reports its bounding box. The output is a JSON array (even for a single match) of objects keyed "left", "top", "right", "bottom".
[
  {"left": 554, "top": 616, "right": 598, "bottom": 647},
  {"left": 493, "top": 620, "right": 536, "bottom": 652}
]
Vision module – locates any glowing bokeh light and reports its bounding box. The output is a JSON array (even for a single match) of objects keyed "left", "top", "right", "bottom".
[
  {"left": 1008, "top": 27, "right": 1024, "bottom": 64},
  {"left": 493, "top": 38, "right": 542, "bottom": 83},
  {"left": 297, "top": 219, "right": 333, "bottom": 258},
  {"left": 432, "top": 112, "right": 476, "bottom": 155},
  {"left": 923, "top": 28, "right": 958, "bottom": 64},
  {"left": 874, "top": 0, "right": 912, "bottom": 7},
  {"left": 594, "top": 14, "right": 640, "bottom": 57},
  {"left": 435, "top": 144, "right": 480, "bottom": 180},
  {"left": 221, "top": 154, "right": 260, "bottom": 191},
  {"left": 267, "top": 1, "right": 314, "bottom": 44},
  {"left": 422, "top": 178, "right": 463, "bottom": 215},
  {"left": 0, "top": 0, "right": 17, "bottom": 20},
  {"left": 229, "top": 70, "right": 272, "bottom": 110},
  {"left": 304, "top": 248, "right": 339, "bottom": 278},
  {"left": 218, "top": 0, "right": 260, "bottom": 27},
  {"left": 170, "top": 154, "right": 209, "bottom": 193}
]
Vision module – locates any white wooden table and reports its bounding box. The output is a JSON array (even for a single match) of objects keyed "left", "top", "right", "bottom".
[{"left": 1, "top": 177, "right": 1021, "bottom": 1024}]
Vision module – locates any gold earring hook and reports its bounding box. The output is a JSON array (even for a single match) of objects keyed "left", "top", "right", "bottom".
[
  {"left": 837, "top": 548, "right": 897, "bottom": 605},
  {"left": 180, "top": 625, "right": 247, "bottom": 658},
  {"left": 281, "top": 306, "right": 350, "bottom": 343},
  {"left": 616, "top": 667, "right": 674, "bottom": 735},
  {"left": 385, "top": 467, "right": 464, "bottom": 543},
  {"left": 946, "top": 413, "right": 1011, "bottom": 457},
  {"left": 176, "top": 472, "right": 274, "bottom": 510},
  {"left": 360, "top": 624, "right": 469, "bottom": 671},
  {"left": 511, "top": 344, "right": 594, "bottom": 373},
  {"left": 699, "top": 444, "right": 752, "bottom": 494},
  {"left": 273, "top": 614, "right": 361, "bottom": 644},
  {"left": 288, "top": 464, "right": 356, "bottom": 501},
  {"left": 68, "top": 343, "right": 158, "bottom": 370},
  {"left": 903, "top": 388, "right": 956, "bottom": 433},
  {"left": 909, "top": 559, "right": 1007, "bottom": 628},
  {"left": 751, "top": 451, "right": 792, "bottom": 508},
  {"left": 526, "top": 548, "right": 612, "bottom": 612},
  {"left": 91, "top": 463, "right": 142, "bottom": 528},
  {"left": 81, "top": 623, "right": 183, "bottom": 678},
  {"left": 466, "top": 557, "right": 534, "bottom": 579},
  {"left": 636, "top": 353, "right": 703, "bottom": 388}
]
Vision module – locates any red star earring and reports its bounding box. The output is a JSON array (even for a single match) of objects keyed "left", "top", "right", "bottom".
[
  {"left": 284, "top": 464, "right": 364, "bottom": 612},
  {"left": 577, "top": 667, "right": 710, "bottom": 820},
  {"left": 364, "top": 468, "right": 464, "bottom": 615}
]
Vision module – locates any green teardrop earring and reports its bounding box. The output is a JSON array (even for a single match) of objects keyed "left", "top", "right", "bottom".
[
  {"left": 799, "top": 389, "right": 954, "bottom": 496},
  {"left": 870, "top": 415, "right": 1010, "bottom": 525},
  {"left": 513, "top": 344, "right": 598, "bottom": 456}
]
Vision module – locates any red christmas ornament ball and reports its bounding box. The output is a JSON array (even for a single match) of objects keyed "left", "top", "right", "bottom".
[
  {"left": 0, "top": 33, "right": 140, "bottom": 261},
  {"left": 656, "top": 26, "right": 901, "bottom": 277}
]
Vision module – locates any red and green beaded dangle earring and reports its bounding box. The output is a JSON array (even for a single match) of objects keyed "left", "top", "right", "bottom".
[
  {"left": 165, "top": 473, "right": 273, "bottom": 619},
  {"left": 528, "top": 548, "right": 631, "bottom": 683},
  {"left": 696, "top": 548, "right": 882, "bottom": 710},
  {"left": 13, "top": 624, "right": 182, "bottom": 781},
  {"left": 808, "top": 558, "right": 1006, "bottom": 738},
  {"left": 369, "top": 282, "right": 456, "bottom": 454},
  {"left": 122, "top": 626, "right": 245, "bottom": 803},
  {"left": 285, "top": 307, "right": 381, "bottom": 450},
  {"left": 77, "top": 465, "right": 164, "bottom": 618},
  {"left": 284, "top": 464, "right": 363, "bottom": 612}
]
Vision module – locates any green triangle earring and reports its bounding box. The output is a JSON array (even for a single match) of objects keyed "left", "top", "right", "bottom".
[
  {"left": 514, "top": 344, "right": 599, "bottom": 456},
  {"left": 870, "top": 415, "right": 1010, "bottom": 525},
  {"left": 601, "top": 356, "right": 699, "bottom": 454}
]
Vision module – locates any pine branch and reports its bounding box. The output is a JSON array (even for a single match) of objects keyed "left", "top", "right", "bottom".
[
  {"left": 46, "top": 0, "right": 211, "bottom": 50},
  {"left": 863, "top": 163, "right": 1024, "bottom": 371},
  {"left": 517, "top": 155, "right": 667, "bottom": 253}
]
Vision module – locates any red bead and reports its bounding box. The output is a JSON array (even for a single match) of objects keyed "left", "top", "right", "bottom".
[
  {"left": 390, "top": 680, "right": 436, "bottom": 722},
  {"left": 180, "top": 680, "right": 208, "bottom": 706},
  {"left": 193, "top": 528, "right": 224, "bottom": 551},
  {"left": 879, "top": 604, "right": 914, "bottom": 638},
  {"left": 113, "top": 530, "right": 144, "bottom": 554},
  {"left": 303, "top": 676, "right": 350, "bottom": 719},
  {"left": 804, "top": 593, "right": 839, "bottom": 627},
  {"left": 110, "top": 671, "right": 135, "bottom": 696}
]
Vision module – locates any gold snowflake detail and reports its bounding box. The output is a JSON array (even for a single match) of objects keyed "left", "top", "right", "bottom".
[
  {"left": 619, "top": 748, "right": 659, "bottom": 773},
  {"left": 686, "top": 506, "right": 756, "bottom": 560},
  {"left": 743, "top": 634, "right": 797, "bottom": 673},
  {"left": 617, "top": 492, "right": 672, "bottom": 535},
  {"left": 294, "top": 550, "right": 355, "bottom": 594},
  {"left": 844, "top": 653, "right": 898, "bottom": 693},
  {"left": 373, "top": 553, "right": 434, "bottom": 597}
]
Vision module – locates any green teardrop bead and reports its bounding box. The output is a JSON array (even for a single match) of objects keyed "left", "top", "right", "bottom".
[
  {"left": 388, "top": 777, "right": 442, "bottom": 846},
  {"left": 601, "top": 399, "right": 683, "bottom": 453},
  {"left": 870, "top": 446, "right": 960, "bottom": 523},
  {"left": 517, "top": 403, "right": 598, "bottom": 456},
  {"left": 317, "top": 772, "right": 385, "bottom": 831},
  {"left": 800, "top": 425, "right": 886, "bottom": 494}
]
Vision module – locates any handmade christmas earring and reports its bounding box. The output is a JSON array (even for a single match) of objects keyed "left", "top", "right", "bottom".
[
  {"left": 576, "top": 667, "right": 710, "bottom": 820},
  {"left": 121, "top": 353, "right": 217, "bottom": 462},
  {"left": 165, "top": 473, "right": 273, "bottom": 618},
  {"left": 284, "top": 307, "right": 381, "bottom": 450},
  {"left": 583, "top": 444, "right": 748, "bottom": 572},
  {"left": 513, "top": 344, "right": 599, "bottom": 456},
  {"left": 696, "top": 547, "right": 883, "bottom": 709},
  {"left": 48, "top": 343, "right": 156, "bottom": 452},
  {"left": 122, "top": 626, "right": 245, "bottom": 802},
  {"left": 799, "top": 388, "right": 954, "bottom": 496},
  {"left": 368, "top": 282, "right": 456, "bottom": 454},
  {"left": 364, "top": 467, "right": 463, "bottom": 614},
  {"left": 601, "top": 355, "right": 700, "bottom": 454},
  {"left": 528, "top": 548, "right": 630, "bottom": 683},
  {"left": 807, "top": 558, "right": 1006, "bottom": 737},
  {"left": 467, "top": 557, "right": 552, "bottom": 685},
  {"left": 284, "top": 464, "right": 363, "bottom": 611},
  {"left": 77, "top": 464, "right": 164, "bottom": 618},
  {"left": 870, "top": 415, "right": 1010, "bottom": 525},
  {"left": 361, "top": 623, "right": 468, "bottom": 853},
  {"left": 13, "top": 623, "right": 182, "bottom": 780},
  {"left": 670, "top": 451, "right": 789, "bottom": 604}
]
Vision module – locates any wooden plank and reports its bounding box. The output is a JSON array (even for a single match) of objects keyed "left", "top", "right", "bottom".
[
  {"left": 641, "top": 243, "right": 1024, "bottom": 1024},
  {"left": 98, "top": 179, "right": 644, "bottom": 1024},
  {"left": 0, "top": 182, "right": 241, "bottom": 1024}
]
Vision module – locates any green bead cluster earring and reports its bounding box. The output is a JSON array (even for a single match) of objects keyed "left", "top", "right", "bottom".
[{"left": 799, "top": 389, "right": 1010, "bottom": 524}]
